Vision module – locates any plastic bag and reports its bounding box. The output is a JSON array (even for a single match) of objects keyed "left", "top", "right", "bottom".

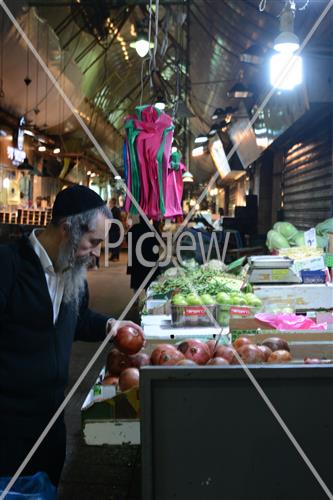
[
  {"left": 255, "top": 313, "right": 327, "bottom": 331},
  {"left": 0, "top": 472, "right": 56, "bottom": 499}
]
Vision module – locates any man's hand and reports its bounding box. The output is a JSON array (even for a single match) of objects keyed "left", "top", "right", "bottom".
[{"left": 106, "top": 318, "right": 145, "bottom": 342}]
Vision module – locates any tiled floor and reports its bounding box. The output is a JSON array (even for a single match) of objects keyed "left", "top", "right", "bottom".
[{"left": 58, "top": 252, "right": 141, "bottom": 499}]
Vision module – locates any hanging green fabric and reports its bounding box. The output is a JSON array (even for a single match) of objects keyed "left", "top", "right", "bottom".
[
  {"left": 124, "top": 119, "right": 141, "bottom": 214},
  {"left": 170, "top": 150, "right": 181, "bottom": 171},
  {"left": 156, "top": 124, "right": 174, "bottom": 214}
]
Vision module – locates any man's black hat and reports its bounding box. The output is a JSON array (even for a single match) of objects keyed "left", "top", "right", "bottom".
[{"left": 52, "top": 185, "right": 106, "bottom": 218}]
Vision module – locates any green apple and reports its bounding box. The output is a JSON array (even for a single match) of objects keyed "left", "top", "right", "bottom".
[
  {"left": 216, "top": 292, "right": 230, "bottom": 304},
  {"left": 218, "top": 312, "right": 230, "bottom": 326},
  {"left": 237, "top": 297, "right": 248, "bottom": 306},
  {"left": 172, "top": 294, "right": 188, "bottom": 306},
  {"left": 186, "top": 293, "right": 202, "bottom": 306},
  {"left": 200, "top": 294, "right": 215, "bottom": 305},
  {"left": 230, "top": 295, "right": 243, "bottom": 305}
]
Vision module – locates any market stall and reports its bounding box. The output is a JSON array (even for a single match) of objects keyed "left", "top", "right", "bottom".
[{"left": 82, "top": 223, "right": 333, "bottom": 448}]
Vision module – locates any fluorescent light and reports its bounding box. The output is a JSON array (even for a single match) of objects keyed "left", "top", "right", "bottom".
[
  {"left": 192, "top": 146, "right": 205, "bottom": 157},
  {"left": 114, "top": 175, "right": 122, "bottom": 180},
  {"left": 38, "top": 145, "right": 46, "bottom": 152},
  {"left": 227, "top": 82, "right": 253, "bottom": 99},
  {"left": 53, "top": 148, "right": 61, "bottom": 154},
  {"left": 270, "top": 53, "right": 302, "bottom": 90},
  {"left": 23, "top": 129, "right": 34, "bottom": 137},
  {"left": 194, "top": 134, "right": 208, "bottom": 144}
]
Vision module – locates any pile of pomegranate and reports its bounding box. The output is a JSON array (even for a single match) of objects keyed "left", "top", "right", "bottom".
[{"left": 101, "top": 334, "right": 299, "bottom": 393}]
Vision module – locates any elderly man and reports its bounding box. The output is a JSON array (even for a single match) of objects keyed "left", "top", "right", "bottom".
[{"left": 0, "top": 185, "right": 143, "bottom": 486}]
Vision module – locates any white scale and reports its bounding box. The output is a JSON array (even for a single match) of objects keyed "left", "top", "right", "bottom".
[{"left": 248, "top": 256, "right": 302, "bottom": 284}]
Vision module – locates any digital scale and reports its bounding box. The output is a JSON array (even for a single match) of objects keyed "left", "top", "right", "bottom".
[{"left": 248, "top": 256, "right": 302, "bottom": 284}]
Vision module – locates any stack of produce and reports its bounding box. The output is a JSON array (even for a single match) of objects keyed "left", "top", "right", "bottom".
[
  {"left": 101, "top": 336, "right": 333, "bottom": 394},
  {"left": 266, "top": 219, "right": 333, "bottom": 252}
]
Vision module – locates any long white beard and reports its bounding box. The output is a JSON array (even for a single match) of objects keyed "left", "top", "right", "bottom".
[{"left": 56, "top": 242, "right": 94, "bottom": 312}]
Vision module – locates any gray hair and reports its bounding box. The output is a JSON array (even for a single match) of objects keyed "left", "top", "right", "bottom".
[{"left": 54, "top": 205, "right": 112, "bottom": 312}]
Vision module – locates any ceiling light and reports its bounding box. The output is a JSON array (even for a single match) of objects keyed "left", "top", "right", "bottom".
[
  {"left": 53, "top": 147, "right": 61, "bottom": 154},
  {"left": 194, "top": 134, "right": 208, "bottom": 144},
  {"left": 182, "top": 171, "right": 194, "bottom": 183},
  {"left": 270, "top": 0, "right": 302, "bottom": 89},
  {"left": 155, "top": 101, "right": 166, "bottom": 110},
  {"left": 87, "top": 170, "right": 91, "bottom": 175},
  {"left": 227, "top": 82, "right": 253, "bottom": 99},
  {"left": 130, "top": 32, "right": 154, "bottom": 58},
  {"left": 38, "top": 145, "right": 46, "bottom": 152},
  {"left": 212, "top": 108, "right": 224, "bottom": 120},
  {"left": 273, "top": 1, "right": 299, "bottom": 53},
  {"left": 23, "top": 129, "right": 35, "bottom": 137},
  {"left": 90, "top": 172, "right": 96, "bottom": 178},
  {"left": 114, "top": 175, "right": 122, "bottom": 180},
  {"left": 270, "top": 53, "right": 302, "bottom": 90},
  {"left": 192, "top": 146, "right": 205, "bottom": 157},
  {"left": 3, "top": 177, "right": 10, "bottom": 188},
  {"left": 171, "top": 146, "right": 178, "bottom": 153},
  {"left": 208, "top": 126, "right": 217, "bottom": 137}
]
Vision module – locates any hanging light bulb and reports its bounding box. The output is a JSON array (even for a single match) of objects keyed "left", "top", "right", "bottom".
[
  {"left": 130, "top": 31, "right": 154, "bottom": 58},
  {"left": 270, "top": 0, "right": 302, "bottom": 90},
  {"left": 182, "top": 171, "right": 194, "bottom": 183}
]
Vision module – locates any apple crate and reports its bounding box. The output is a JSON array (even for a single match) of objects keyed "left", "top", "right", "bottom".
[
  {"left": 171, "top": 304, "right": 216, "bottom": 327},
  {"left": 216, "top": 304, "right": 260, "bottom": 327}
]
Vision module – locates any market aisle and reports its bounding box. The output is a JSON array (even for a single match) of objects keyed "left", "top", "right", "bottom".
[{"left": 58, "top": 251, "right": 141, "bottom": 500}]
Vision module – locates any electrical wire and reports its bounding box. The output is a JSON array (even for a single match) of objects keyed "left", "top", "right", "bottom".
[
  {"left": 153, "top": 0, "right": 159, "bottom": 70},
  {"left": 298, "top": 0, "right": 310, "bottom": 11},
  {"left": 259, "top": 0, "right": 267, "bottom": 12}
]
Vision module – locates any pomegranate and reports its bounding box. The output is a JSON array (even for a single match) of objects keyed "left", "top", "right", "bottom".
[
  {"left": 128, "top": 352, "right": 151, "bottom": 369},
  {"left": 262, "top": 337, "right": 290, "bottom": 353},
  {"left": 107, "top": 348, "right": 131, "bottom": 376},
  {"left": 206, "top": 357, "right": 229, "bottom": 366},
  {"left": 119, "top": 367, "right": 140, "bottom": 391},
  {"left": 178, "top": 339, "right": 210, "bottom": 365},
  {"left": 267, "top": 350, "right": 292, "bottom": 363},
  {"left": 214, "top": 345, "right": 239, "bottom": 364},
  {"left": 237, "top": 344, "right": 265, "bottom": 364},
  {"left": 151, "top": 344, "right": 185, "bottom": 365},
  {"left": 114, "top": 325, "right": 145, "bottom": 355},
  {"left": 233, "top": 336, "right": 253, "bottom": 351},
  {"left": 257, "top": 345, "right": 273, "bottom": 361}
]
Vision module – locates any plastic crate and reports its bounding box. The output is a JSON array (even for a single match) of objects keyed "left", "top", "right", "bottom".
[{"left": 171, "top": 304, "right": 216, "bottom": 327}]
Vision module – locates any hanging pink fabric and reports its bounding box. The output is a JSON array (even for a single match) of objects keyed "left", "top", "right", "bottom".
[
  {"left": 132, "top": 106, "right": 173, "bottom": 219},
  {"left": 164, "top": 161, "right": 185, "bottom": 218}
]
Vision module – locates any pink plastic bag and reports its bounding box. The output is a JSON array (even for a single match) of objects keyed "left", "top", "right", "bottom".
[{"left": 255, "top": 313, "right": 327, "bottom": 331}]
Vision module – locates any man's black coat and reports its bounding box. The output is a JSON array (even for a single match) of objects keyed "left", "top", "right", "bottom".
[{"left": 0, "top": 235, "right": 109, "bottom": 485}]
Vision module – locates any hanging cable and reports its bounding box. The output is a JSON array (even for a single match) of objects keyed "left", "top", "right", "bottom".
[
  {"left": 153, "top": 0, "right": 159, "bottom": 70},
  {"left": 298, "top": 0, "right": 310, "bottom": 11},
  {"left": 259, "top": 0, "right": 267, "bottom": 12}
]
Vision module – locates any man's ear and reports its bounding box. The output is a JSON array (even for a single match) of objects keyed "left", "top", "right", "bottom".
[{"left": 59, "top": 219, "right": 70, "bottom": 239}]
